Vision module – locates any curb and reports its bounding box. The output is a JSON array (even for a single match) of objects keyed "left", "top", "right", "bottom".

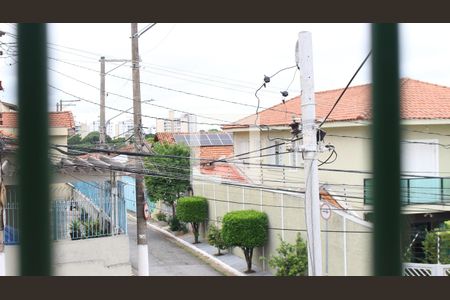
[{"left": 127, "top": 214, "right": 245, "bottom": 276}]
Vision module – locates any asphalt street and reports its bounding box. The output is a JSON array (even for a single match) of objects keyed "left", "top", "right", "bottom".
[{"left": 127, "top": 217, "right": 222, "bottom": 276}]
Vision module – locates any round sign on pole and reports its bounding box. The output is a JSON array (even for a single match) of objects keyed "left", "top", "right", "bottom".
[
  {"left": 144, "top": 203, "right": 150, "bottom": 220},
  {"left": 320, "top": 203, "right": 331, "bottom": 220}
]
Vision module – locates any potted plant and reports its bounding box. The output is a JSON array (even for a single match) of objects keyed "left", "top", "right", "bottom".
[{"left": 70, "top": 219, "right": 82, "bottom": 240}]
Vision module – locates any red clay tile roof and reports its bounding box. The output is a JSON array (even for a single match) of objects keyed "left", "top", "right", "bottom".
[
  {"left": 48, "top": 111, "right": 75, "bottom": 128},
  {"left": 200, "top": 163, "right": 247, "bottom": 183},
  {"left": 320, "top": 189, "right": 344, "bottom": 209},
  {"left": 154, "top": 132, "right": 176, "bottom": 144},
  {"left": 199, "top": 145, "right": 233, "bottom": 160},
  {"left": 223, "top": 78, "right": 450, "bottom": 129},
  {"left": 0, "top": 111, "right": 75, "bottom": 128}
]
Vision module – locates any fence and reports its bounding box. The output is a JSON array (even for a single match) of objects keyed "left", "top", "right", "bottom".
[
  {"left": 403, "top": 263, "right": 450, "bottom": 276},
  {"left": 4, "top": 183, "right": 127, "bottom": 244},
  {"left": 193, "top": 179, "right": 373, "bottom": 275}
]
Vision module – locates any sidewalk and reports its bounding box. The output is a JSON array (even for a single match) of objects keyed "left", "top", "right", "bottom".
[
  {"left": 131, "top": 213, "right": 272, "bottom": 276},
  {"left": 174, "top": 226, "right": 272, "bottom": 276}
]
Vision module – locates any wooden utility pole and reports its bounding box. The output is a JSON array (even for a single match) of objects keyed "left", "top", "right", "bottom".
[
  {"left": 131, "top": 22, "right": 149, "bottom": 276},
  {"left": 297, "top": 31, "right": 322, "bottom": 276}
]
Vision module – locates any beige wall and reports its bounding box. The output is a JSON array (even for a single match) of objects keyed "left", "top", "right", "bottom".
[
  {"left": 193, "top": 180, "right": 373, "bottom": 275},
  {"left": 231, "top": 123, "right": 450, "bottom": 214},
  {"left": 5, "top": 235, "right": 131, "bottom": 276}
]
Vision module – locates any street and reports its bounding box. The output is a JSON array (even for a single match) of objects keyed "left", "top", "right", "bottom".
[{"left": 127, "top": 217, "right": 222, "bottom": 276}]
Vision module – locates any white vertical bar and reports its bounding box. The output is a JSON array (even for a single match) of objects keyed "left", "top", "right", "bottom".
[
  {"left": 227, "top": 185, "right": 230, "bottom": 212},
  {"left": 0, "top": 252, "right": 5, "bottom": 276},
  {"left": 213, "top": 183, "right": 217, "bottom": 224},
  {"left": 260, "top": 189, "right": 263, "bottom": 212},
  {"left": 281, "top": 194, "right": 285, "bottom": 240},
  {"left": 343, "top": 217, "right": 347, "bottom": 276}
]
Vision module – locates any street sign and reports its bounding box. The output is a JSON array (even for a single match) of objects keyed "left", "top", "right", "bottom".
[
  {"left": 320, "top": 203, "right": 332, "bottom": 220},
  {"left": 144, "top": 203, "right": 150, "bottom": 220}
]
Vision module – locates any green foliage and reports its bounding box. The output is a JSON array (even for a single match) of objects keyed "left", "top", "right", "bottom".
[
  {"left": 155, "top": 211, "right": 167, "bottom": 222},
  {"left": 222, "top": 210, "right": 268, "bottom": 272},
  {"left": 422, "top": 222, "right": 450, "bottom": 264},
  {"left": 207, "top": 224, "right": 228, "bottom": 255},
  {"left": 222, "top": 210, "right": 268, "bottom": 248},
  {"left": 207, "top": 128, "right": 220, "bottom": 132},
  {"left": 81, "top": 131, "right": 112, "bottom": 144},
  {"left": 168, "top": 215, "right": 185, "bottom": 232},
  {"left": 111, "top": 137, "right": 126, "bottom": 144},
  {"left": 69, "top": 219, "right": 82, "bottom": 240},
  {"left": 177, "top": 196, "right": 208, "bottom": 243},
  {"left": 68, "top": 134, "right": 82, "bottom": 145},
  {"left": 82, "top": 219, "right": 102, "bottom": 238},
  {"left": 177, "top": 196, "right": 208, "bottom": 223},
  {"left": 267, "top": 234, "right": 308, "bottom": 276},
  {"left": 145, "top": 133, "right": 155, "bottom": 140},
  {"left": 144, "top": 142, "right": 191, "bottom": 216}
]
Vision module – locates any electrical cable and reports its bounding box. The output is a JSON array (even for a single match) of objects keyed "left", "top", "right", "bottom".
[{"left": 318, "top": 50, "right": 372, "bottom": 128}]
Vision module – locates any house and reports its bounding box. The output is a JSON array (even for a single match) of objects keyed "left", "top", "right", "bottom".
[
  {"left": 188, "top": 78, "right": 450, "bottom": 275},
  {"left": 154, "top": 131, "right": 246, "bottom": 182},
  {"left": 219, "top": 78, "right": 450, "bottom": 265},
  {"left": 0, "top": 111, "right": 132, "bottom": 275}
]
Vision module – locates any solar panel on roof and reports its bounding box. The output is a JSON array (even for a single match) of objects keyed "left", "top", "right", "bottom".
[
  {"left": 186, "top": 134, "right": 201, "bottom": 146},
  {"left": 198, "top": 134, "right": 211, "bottom": 146},
  {"left": 173, "top": 135, "right": 186, "bottom": 144}
]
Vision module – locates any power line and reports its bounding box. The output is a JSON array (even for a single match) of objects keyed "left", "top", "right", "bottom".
[
  {"left": 48, "top": 56, "right": 298, "bottom": 116},
  {"left": 318, "top": 50, "right": 372, "bottom": 128},
  {"left": 48, "top": 66, "right": 233, "bottom": 126}
]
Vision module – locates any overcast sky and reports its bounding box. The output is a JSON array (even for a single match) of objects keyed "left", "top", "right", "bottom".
[{"left": 1, "top": 23, "right": 450, "bottom": 131}]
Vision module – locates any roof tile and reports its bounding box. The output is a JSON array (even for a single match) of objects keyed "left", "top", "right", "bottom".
[{"left": 224, "top": 78, "right": 450, "bottom": 128}]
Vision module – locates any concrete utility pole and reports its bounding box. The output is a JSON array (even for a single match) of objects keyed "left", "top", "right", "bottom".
[
  {"left": 100, "top": 56, "right": 106, "bottom": 145},
  {"left": 131, "top": 22, "right": 149, "bottom": 276},
  {"left": 297, "top": 31, "right": 323, "bottom": 276},
  {"left": 99, "top": 57, "right": 131, "bottom": 146}
]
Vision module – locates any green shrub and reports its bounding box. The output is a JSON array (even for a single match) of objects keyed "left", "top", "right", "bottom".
[
  {"left": 222, "top": 210, "right": 268, "bottom": 273},
  {"left": 207, "top": 224, "right": 228, "bottom": 255},
  {"left": 423, "top": 227, "right": 450, "bottom": 264},
  {"left": 83, "top": 219, "right": 101, "bottom": 238},
  {"left": 155, "top": 211, "right": 167, "bottom": 222},
  {"left": 267, "top": 234, "right": 308, "bottom": 276},
  {"left": 177, "top": 196, "right": 208, "bottom": 243},
  {"left": 70, "top": 219, "right": 82, "bottom": 240},
  {"left": 168, "top": 215, "right": 186, "bottom": 232}
]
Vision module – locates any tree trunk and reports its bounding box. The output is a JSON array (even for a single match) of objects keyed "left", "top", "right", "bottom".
[
  {"left": 243, "top": 247, "right": 254, "bottom": 273},
  {"left": 171, "top": 202, "right": 176, "bottom": 218},
  {"left": 193, "top": 222, "right": 199, "bottom": 243}
]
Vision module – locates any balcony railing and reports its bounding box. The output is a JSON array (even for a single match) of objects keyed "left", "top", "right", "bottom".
[{"left": 364, "top": 177, "right": 450, "bottom": 205}]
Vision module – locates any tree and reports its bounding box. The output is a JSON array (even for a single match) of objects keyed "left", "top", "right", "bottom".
[
  {"left": 207, "top": 223, "right": 228, "bottom": 255},
  {"left": 144, "top": 142, "right": 191, "bottom": 217},
  {"left": 81, "top": 131, "right": 112, "bottom": 144},
  {"left": 222, "top": 210, "right": 268, "bottom": 273},
  {"left": 177, "top": 196, "right": 208, "bottom": 243},
  {"left": 422, "top": 222, "right": 450, "bottom": 264},
  {"left": 68, "top": 133, "right": 82, "bottom": 145},
  {"left": 267, "top": 234, "right": 308, "bottom": 276}
]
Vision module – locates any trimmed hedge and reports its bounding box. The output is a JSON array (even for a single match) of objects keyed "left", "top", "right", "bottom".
[
  {"left": 177, "top": 196, "right": 208, "bottom": 243},
  {"left": 222, "top": 210, "right": 268, "bottom": 272},
  {"left": 222, "top": 210, "right": 268, "bottom": 248}
]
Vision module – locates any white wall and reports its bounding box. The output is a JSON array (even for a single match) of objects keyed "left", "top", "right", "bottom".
[{"left": 5, "top": 235, "right": 131, "bottom": 276}]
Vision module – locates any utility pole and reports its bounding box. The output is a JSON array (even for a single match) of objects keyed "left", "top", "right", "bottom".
[
  {"left": 100, "top": 56, "right": 106, "bottom": 145},
  {"left": 99, "top": 57, "right": 131, "bottom": 146},
  {"left": 297, "top": 31, "right": 323, "bottom": 276},
  {"left": 131, "top": 22, "right": 149, "bottom": 276}
]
